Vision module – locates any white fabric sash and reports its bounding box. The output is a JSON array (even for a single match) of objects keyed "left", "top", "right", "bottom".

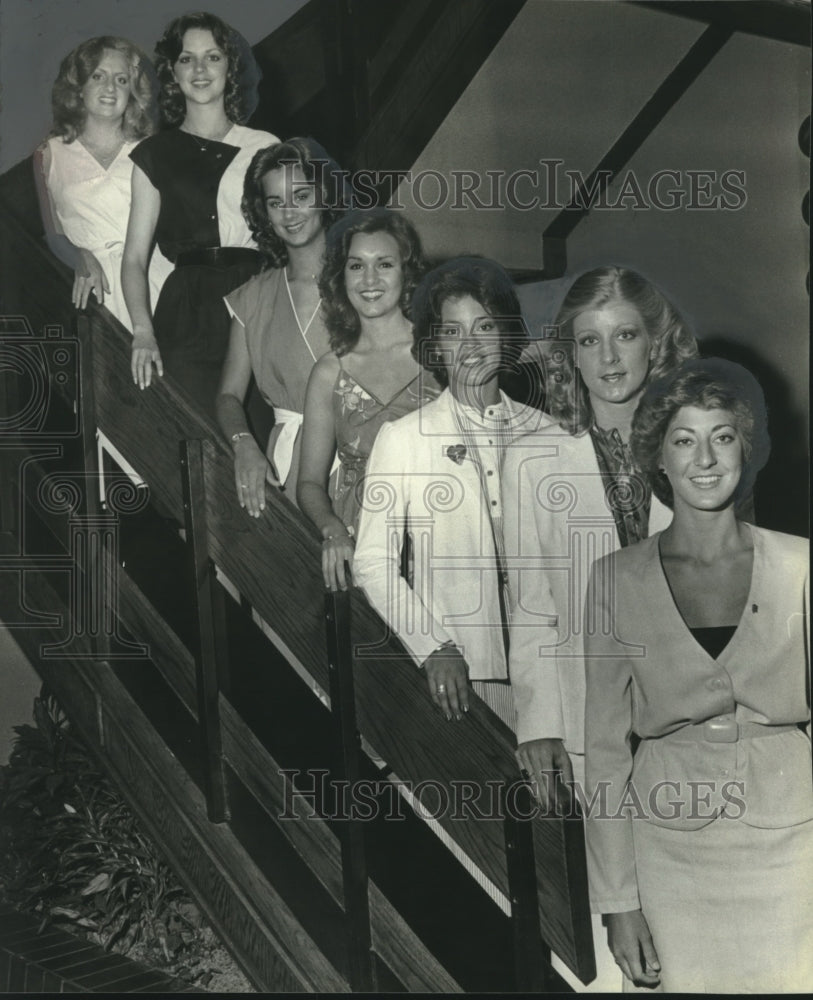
[{"left": 270, "top": 407, "right": 303, "bottom": 486}]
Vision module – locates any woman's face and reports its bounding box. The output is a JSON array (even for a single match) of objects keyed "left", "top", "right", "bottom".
[
  {"left": 436, "top": 294, "right": 503, "bottom": 391},
  {"left": 573, "top": 299, "right": 652, "bottom": 408},
  {"left": 262, "top": 164, "right": 323, "bottom": 250},
  {"left": 344, "top": 231, "right": 404, "bottom": 322},
  {"left": 660, "top": 405, "right": 743, "bottom": 512},
  {"left": 172, "top": 28, "right": 228, "bottom": 109},
  {"left": 82, "top": 48, "right": 130, "bottom": 123}
]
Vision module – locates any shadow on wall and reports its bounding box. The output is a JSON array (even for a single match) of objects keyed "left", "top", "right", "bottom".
[{"left": 699, "top": 336, "right": 809, "bottom": 539}]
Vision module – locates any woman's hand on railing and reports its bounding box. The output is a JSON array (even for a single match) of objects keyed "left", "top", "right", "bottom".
[
  {"left": 423, "top": 644, "right": 469, "bottom": 721},
  {"left": 605, "top": 909, "right": 661, "bottom": 987},
  {"left": 322, "top": 530, "right": 355, "bottom": 592},
  {"left": 516, "top": 737, "right": 574, "bottom": 812},
  {"left": 73, "top": 249, "right": 109, "bottom": 310},
  {"left": 131, "top": 327, "right": 163, "bottom": 390},
  {"left": 234, "top": 436, "right": 278, "bottom": 518}
]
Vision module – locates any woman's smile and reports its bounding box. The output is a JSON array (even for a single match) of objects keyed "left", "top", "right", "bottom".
[
  {"left": 173, "top": 28, "right": 227, "bottom": 105},
  {"left": 344, "top": 231, "right": 404, "bottom": 320},
  {"left": 661, "top": 405, "right": 743, "bottom": 511},
  {"left": 436, "top": 294, "right": 503, "bottom": 392},
  {"left": 82, "top": 49, "right": 131, "bottom": 120},
  {"left": 262, "top": 164, "right": 324, "bottom": 249}
]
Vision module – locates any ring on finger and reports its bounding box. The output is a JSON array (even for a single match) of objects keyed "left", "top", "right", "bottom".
[{"left": 437, "top": 683, "right": 446, "bottom": 693}]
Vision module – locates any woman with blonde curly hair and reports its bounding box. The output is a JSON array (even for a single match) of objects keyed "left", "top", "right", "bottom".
[
  {"left": 503, "top": 265, "right": 699, "bottom": 991},
  {"left": 123, "top": 11, "right": 277, "bottom": 418},
  {"left": 34, "top": 35, "right": 171, "bottom": 329}
]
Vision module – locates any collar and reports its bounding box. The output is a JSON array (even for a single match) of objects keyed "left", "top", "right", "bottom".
[
  {"left": 450, "top": 389, "right": 518, "bottom": 430},
  {"left": 590, "top": 423, "right": 628, "bottom": 446}
]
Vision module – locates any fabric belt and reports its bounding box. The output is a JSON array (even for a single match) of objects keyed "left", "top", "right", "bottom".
[
  {"left": 175, "top": 247, "right": 263, "bottom": 269},
  {"left": 270, "top": 408, "right": 303, "bottom": 487},
  {"left": 269, "top": 407, "right": 340, "bottom": 488},
  {"left": 658, "top": 716, "right": 799, "bottom": 745}
]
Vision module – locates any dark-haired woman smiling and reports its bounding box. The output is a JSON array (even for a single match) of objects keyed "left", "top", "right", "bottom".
[
  {"left": 297, "top": 209, "right": 440, "bottom": 591},
  {"left": 216, "top": 138, "right": 348, "bottom": 515},
  {"left": 123, "top": 11, "right": 276, "bottom": 417}
]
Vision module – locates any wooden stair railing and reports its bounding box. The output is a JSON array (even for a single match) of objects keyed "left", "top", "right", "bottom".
[{"left": 0, "top": 193, "right": 596, "bottom": 988}]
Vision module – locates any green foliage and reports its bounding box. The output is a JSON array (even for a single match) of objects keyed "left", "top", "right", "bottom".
[{"left": 0, "top": 690, "right": 213, "bottom": 981}]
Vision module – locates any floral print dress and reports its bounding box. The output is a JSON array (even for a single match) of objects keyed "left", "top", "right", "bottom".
[{"left": 332, "top": 361, "right": 440, "bottom": 531}]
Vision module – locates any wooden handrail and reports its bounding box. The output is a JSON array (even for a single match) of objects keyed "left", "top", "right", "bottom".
[{"left": 0, "top": 197, "right": 595, "bottom": 985}]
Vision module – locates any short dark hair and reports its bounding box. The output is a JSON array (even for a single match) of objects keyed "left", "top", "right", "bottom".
[
  {"left": 410, "top": 256, "right": 528, "bottom": 389},
  {"left": 319, "top": 208, "right": 426, "bottom": 356},
  {"left": 241, "top": 138, "right": 348, "bottom": 267},
  {"left": 51, "top": 36, "right": 157, "bottom": 143},
  {"left": 154, "top": 12, "right": 260, "bottom": 126},
  {"left": 544, "top": 266, "right": 698, "bottom": 435},
  {"left": 631, "top": 357, "right": 770, "bottom": 511}
]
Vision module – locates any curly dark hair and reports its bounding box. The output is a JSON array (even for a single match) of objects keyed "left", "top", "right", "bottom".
[
  {"left": 543, "top": 266, "right": 698, "bottom": 435},
  {"left": 631, "top": 357, "right": 770, "bottom": 512},
  {"left": 241, "top": 138, "right": 348, "bottom": 267},
  {"left": 51, "top": 36, "right": 157, "bottom": 143},
  {"left": 410, "top": 256, "right": 528, "bottom": 390},
  {"left": 319, "top": 208, "right": 426, "bottom": 356},
  {"left": 153, "top": 12, "right": 260, "bottom": 126}
]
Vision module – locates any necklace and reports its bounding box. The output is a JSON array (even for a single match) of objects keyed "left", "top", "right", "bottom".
[
  {"left": 284, "top": 268, "right": 321, "bottom": 362},
  {"left": 180, "top": 121, "right": 232, "bottom": 152}
]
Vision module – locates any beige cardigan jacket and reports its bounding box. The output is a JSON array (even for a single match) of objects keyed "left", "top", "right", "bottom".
[{"left": 583, "top": 526, "right": 811, "bottom": 913}]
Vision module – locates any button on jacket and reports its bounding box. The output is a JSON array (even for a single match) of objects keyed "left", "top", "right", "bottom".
[{"left": 353, "top": 388, "right": 553, "bottom": 743}]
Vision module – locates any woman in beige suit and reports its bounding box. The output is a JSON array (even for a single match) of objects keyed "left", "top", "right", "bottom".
[{"left": 584, "top": 358, "right": 811, "bottom": 992}]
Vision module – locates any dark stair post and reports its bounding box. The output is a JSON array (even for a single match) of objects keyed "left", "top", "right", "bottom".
[
  {"left": 502, "top": 780, "right": 557, "bottom": 991},
  {"left": 180, "top": 438, "right": 229, "bottom": 823},
  {"left": 324, "top": 589, "right": 376, "bottom": 991}
]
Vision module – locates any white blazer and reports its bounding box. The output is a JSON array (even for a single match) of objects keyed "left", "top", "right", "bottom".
[
  {"left": 353, "top": 389, "right": 554, "bottom": 742},
  {"left": 502, "top": 427, "right": 673, "bottom": 754}
]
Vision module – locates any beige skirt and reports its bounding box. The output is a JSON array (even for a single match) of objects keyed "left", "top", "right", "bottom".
[{"left": 633, "top": 815, "right": 813, "bottom": 993}]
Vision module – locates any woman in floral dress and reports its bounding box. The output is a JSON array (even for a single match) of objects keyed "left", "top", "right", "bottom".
[{"left": 297, "top": 208, "right": 440, "bottom": 591}]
